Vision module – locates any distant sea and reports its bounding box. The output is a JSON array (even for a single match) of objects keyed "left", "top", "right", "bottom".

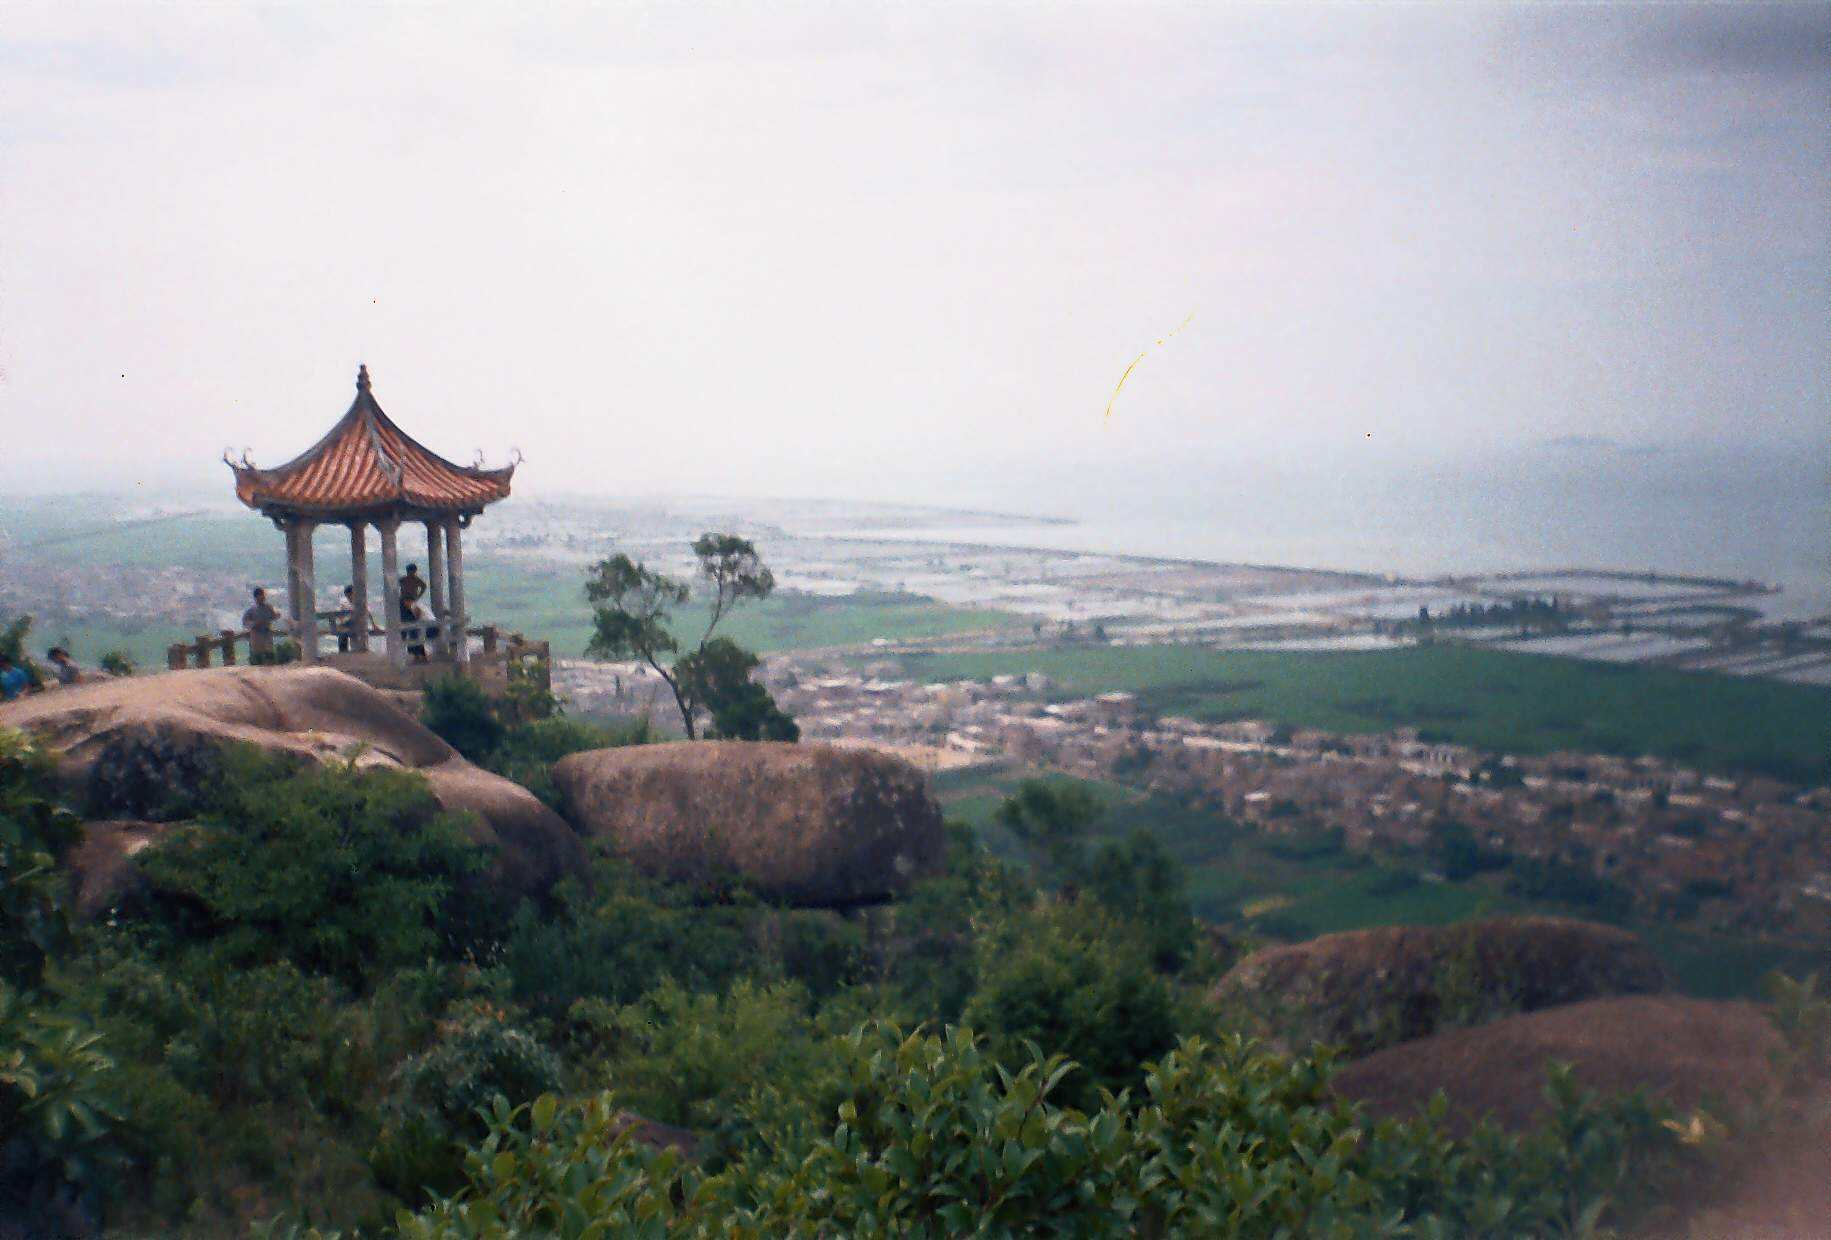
[{"left": 848, "top": 440, "right": 1831, "bottom": 622}]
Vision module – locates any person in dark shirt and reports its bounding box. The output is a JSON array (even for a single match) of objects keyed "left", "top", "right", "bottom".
[
  {"left": 45, "top": 647, "right": 82, "bottom": 686},
  {"left": 335, "top": 586, "right": 357, "bottom": 653},
  {"left": 243, "top": 587, "right": 280, "bottom": 661},
  {"left": 399, "top": 565, "right": 433, "bottom": 661}
]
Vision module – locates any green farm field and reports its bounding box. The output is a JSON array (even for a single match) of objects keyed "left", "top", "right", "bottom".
[
  {"left": 933, "top": 767, "right": 1825, "bottom": 999},
  {"left": 885, "top": 644, "right": 1831, "bottom": 784},
  {"left": 3, "top": 500, "right": 1013, "bottom": 667},
  {"left": 464, "top": 562, "right": 1013, "bottom": 659}
]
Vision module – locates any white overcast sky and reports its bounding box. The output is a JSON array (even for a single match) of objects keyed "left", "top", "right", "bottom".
[{"left": 1, "top": 2, "right": 1825, "bottom": 499}]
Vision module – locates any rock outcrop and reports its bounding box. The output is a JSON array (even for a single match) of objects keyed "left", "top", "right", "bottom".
[
  {"left": 66, "top": 820, "right": 168, "bottom": 920},
  {"left": 0, "top": 666, "right": 587, "bottom": 905},
  {"left": 1332, "top": 995, "right": 1782, "bottom": 1134},
  {"left": 553, "top": 741, "right": 946, "bottom": 907},
  {"left": 1212, "top": 917, "right": 1668, "bottom": 1057}
]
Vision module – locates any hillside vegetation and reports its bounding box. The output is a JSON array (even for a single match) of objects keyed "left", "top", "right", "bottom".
[{"left": 0, "top": 699, "right": 1736, "bottom": 1237}]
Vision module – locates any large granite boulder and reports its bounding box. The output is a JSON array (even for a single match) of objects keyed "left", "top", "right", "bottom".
[
  {"left": 1332, "top": 996, "right": 1782, "bottom": 1134},
  {"left": 0, "top": 666, "right": 587, "bottom": 906},
  {"left": 552, "top": 741, "right": 946, "bottom": 907},
  {"left": 1212, "top": 917, "right": 1668, "bottom": 1057}
]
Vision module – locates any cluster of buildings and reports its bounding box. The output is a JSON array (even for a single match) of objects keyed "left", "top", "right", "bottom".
[
  {"left": 0, "top": 561, "right": 254, "bottom": 634},
  {"left": 763, "top": 661, "right": 1831, "bottom": 940}
]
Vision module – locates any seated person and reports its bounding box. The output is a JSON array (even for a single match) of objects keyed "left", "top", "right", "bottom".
[
  {"left": 0, "top": 653, "right": 34, "bottom": 701},
  {"left": 45, "top": 647, "right": 82, "bottom": 686}
]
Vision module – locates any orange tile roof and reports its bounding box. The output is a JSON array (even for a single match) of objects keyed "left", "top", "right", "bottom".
[{"left": 229, "top": 366, "right": 514, "bottom": 517}]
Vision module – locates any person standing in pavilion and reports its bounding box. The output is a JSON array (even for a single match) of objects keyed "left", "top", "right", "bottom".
[
  {"left": 243, "top": 587, "right": 280, "bottom": 662},
  {"left": 399, "top": 564, "right": 431, "bottom": 661}
]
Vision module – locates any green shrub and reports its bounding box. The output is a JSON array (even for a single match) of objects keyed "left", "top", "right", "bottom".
[
  {"left": 421, "top": 677, "right": 506, "bottom": 764},
  {"left": 130, "top": 749, "right": 488, "bottom": 989},
  {"left": 775, "top": 910, "right": 867, "bottom": 999},
  {"left": 0, "top": 982, "right": 130, "bottom": 1232},
  {"left": 0, "top": 728, "right": 81, "bottom": 987},
  {"left": 400, "top": 1025, "right": 1678, "bottom": 1238},
  {"left": 500, "top": 866, "right": 758, "bottom": 1019},
  {"left": 483, "top": 716, "right": 645, "bottom": 809},
  {"left": 962, "top": 898, "right": 1184, "bottom": 1109},
  {"left": 568, "top": 979, "right": 821, "bottom": 1137},
  {"left": 422, "top": 677, "right": 649, "bottom": 807},
  {"left": 372, "top": 998, "right": 564, "bottom": 1204}
]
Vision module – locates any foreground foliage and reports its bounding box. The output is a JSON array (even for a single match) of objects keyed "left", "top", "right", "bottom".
[
  {"left": 0, "top": 727, "right": 1718, "bottom": 1237},
  {"left": 401, "top": 1025, "right": 1673, "bottom": 1239}
]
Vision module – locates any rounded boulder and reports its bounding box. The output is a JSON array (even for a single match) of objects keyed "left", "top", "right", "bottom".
[
  {"left": 1332, "top": 995, "right": 1783, "bottom": 1134},
  {"left": 552, "top": 741, "right": 946, "bottom": 907},
  {"left": 1212, "top": 916, "right": 1668, "bottom": 1057},
  {"left": 0, "top": 665, "right": 587, "bottom": 905}
]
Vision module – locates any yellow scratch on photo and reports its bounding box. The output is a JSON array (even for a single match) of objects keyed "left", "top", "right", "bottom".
[{"left": 1105, "top": 311, "right": 1195, "bottom": 421}]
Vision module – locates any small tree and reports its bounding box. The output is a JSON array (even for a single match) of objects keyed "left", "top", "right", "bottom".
[{"left": 584, "top": 533, "right": 793, "bottom": 740}]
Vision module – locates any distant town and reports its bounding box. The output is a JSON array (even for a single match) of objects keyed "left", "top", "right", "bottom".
[{"left": 559, "top": 651, "right": 1831, "bottom": 943}]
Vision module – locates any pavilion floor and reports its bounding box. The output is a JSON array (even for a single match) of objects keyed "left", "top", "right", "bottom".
[{"left": 316, "top": 649, "right": 511, "bottom": 693}]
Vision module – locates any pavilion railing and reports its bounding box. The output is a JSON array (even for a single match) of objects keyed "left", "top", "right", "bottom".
[{"left": 166, "top": 614, "right": 550, "bottom": 691}]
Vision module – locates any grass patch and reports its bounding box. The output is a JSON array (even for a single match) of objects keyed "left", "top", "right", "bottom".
[{"left": 463, "top": 562, "right": 1014, "bottom": 658}]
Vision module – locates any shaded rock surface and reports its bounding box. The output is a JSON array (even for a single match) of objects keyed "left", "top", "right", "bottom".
[
  {"left": 553, "top": 741, "right": 946, "bottom": 907},
  {"left": 1213, "top": 917, "right": 1668, "bottom": 1057},
  {"left": 0, "top": 666, "right": 586, "bottom": 905},
  {"left": 67, "top": 820, "right": 168, "bottom": 920},
  {"left": 612, "top": 1112, "right": 700, "bottom": 1157},
  {"left": 1333, "top": 995, "right": 1782, "bottom": 1134}
]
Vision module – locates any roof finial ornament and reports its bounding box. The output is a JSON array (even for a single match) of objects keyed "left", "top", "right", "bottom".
[{"left": 356, "top": 363, "right": 371, "bottom": 394}]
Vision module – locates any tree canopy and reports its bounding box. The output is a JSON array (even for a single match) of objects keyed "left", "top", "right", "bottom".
[{"left": 584, "top": 534, "right": 794, "bottom": 740}]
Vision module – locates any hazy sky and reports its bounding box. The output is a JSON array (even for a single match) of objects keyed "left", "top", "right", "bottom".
[{"left": 2, "top": 2, "right": 1825, "bottom": 501}]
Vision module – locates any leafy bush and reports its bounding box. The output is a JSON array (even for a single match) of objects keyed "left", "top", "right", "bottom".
[
  {"left": 0, "top": 982, "right": 130, "bottom": 1232},
  {"left": 567, "top": 980, "right": 822, "bottom": 1137},
  {"left": 250, "top": 638, "right": 301, "bottom": 666},
  {"left": 483, "top": 715, "right": 646, "bottom": 808},
  {"left": 963, "top": 899, "right": 1184, "bottom": 1108},
  {"left": 130, "top": 749, "right": 488, "bottom": 989},
  {"left": 0, "top": 728, "right": 81, "bottom": 987},
  {"left": 422, "top": 677, "right": 649, "bottom": 806},
  {"left": 98, "top": 650, "right": 136, "bottom": 677},
  {"left": 371, "top": 998, "right": 564, "bottom": 1203},
  {"left": 421, "top": 677, "right": 506, "bottom": 764},
  {"left": 401, "top": 1024, "right": 1677, "bottom": 1238},
  {"left": 499, "top": 866, "right": 757, "bottom": 1019}
]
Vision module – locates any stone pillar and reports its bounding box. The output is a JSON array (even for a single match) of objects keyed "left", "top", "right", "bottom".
[
  {"left": 295, "top": 520, "right": 318, "bottom": 664},
  {"left": 284, "top": 522, "right": 303, "bottom": 626},
  {"left": 348, "top": 522, "right": 370, "bottom": 653},
  {"left": 445, "top": 517, "right": 468, "bottom": 667},
  {"left": 425, "top": 521, "right": 447, "bottom": 653},
  {"left": 379, "top": 517, "right": 404, "bottom": 668}
]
